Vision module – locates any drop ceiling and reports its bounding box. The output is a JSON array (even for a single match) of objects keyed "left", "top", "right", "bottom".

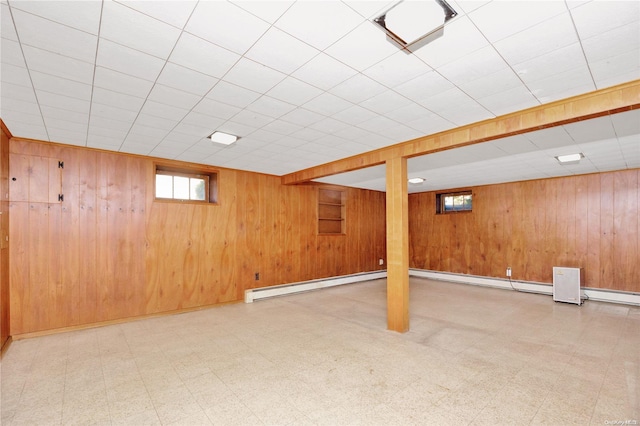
[{"left": 1, "top": 0, "right": 639, "bottom": 192}]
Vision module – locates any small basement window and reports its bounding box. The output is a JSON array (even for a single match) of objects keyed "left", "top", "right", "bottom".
[
  {"left": 155, "top": 165, "right": 218, "bottom": 203},
  {"left": 436, "top": 190, "right": 472, "bottom": 214}
]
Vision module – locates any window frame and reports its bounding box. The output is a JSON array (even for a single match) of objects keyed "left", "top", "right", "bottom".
[
  {"left": 436, "top": 190, "right": 472, "bottom": 214},
  {"left": 154, "top": 163, "right": 218, "bottom": 205}
]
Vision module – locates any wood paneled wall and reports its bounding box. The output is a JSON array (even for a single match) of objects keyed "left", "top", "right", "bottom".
[
  {"left": 1, "top": 122, "right": 10, "bottom": 347},
  {"left": 409, "top": 170, "right": 640, "bottom": 292},
  {"left": 9, "top": 139, "right": 386, "bottom": 335}
]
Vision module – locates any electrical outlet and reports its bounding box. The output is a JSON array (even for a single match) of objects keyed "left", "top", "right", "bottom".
[
  {"left": 255, "top": 272, "right": 260, "bottom": 281},
  {"left": 379, "top": 258, "right": 384, "bottom": 265},
  {"left": 506, "top": 267, "right": 512, "bottom": 277}
]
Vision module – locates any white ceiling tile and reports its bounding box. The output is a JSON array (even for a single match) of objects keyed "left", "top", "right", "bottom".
[
  {"left": 87, "top": 135, "right": 122, "bottom": 151},
  {"left": 331, "top": 105, "right": 378, "bottom": 125},
  {"left": 383, "top": 124, "right": 422, "bottom": 142},
  {"left": 193, "top": 98, "right": 242, "bottom": 120},
  {"left": 1, "top": 39, "right": 26, "bottom": 68},
  {"left": 222, "top": 58, "right": 286, "bottom": 93},
  {"left": 91, "top": 102, "right": 138, "bottom": 122},
  {"left": 216, "top": 121, "right": 258, "bottom": 139},
  {"left": 12, "top": 9, "right": 97, "bottom": 63},
  {"left": 229, "top": 109, "right": 275, "bottom": 128},
  {"left": 493, "top": 12, "right": 578, "bottom": 66},
  {"left": 383, "top": 102, "right": 431, "bottom": 123},
  {"left": 329, "top": 73, "right": 387, "bottom": 104},
  {"left": 476, "top": 86, "right": 539, "bottom": 117},
  {"left": 1, "top": 120, "right": 48, "bottom": 140},
  {"left": 611, "top": 109, "right": 640, "bottom": 138},
  {"left": 231, "top": 1, "right": 293, "bottom": 24},
  {"left": 180, "top": 111, "right": 225, "bottom": 131},
  {"left": 360, "top": 90, "right": 411, "bottom": 115},
  {"left": 437, "top": 45, "right": 508, "bottom": 87},
  {"left": 133, "top": 113, "right": 179, "bottom": 131},
  {"left": 96, "top": 39, "right": 165, "bottom": 81},
  {"left": 127, "top": 121, "right": 169, "bottom": 141},
  {"left": 1, "top": 4, "right": 17, "bottom": 40},
  {"left": 9, "top": 0, "right": 102, "bottom": 34},
  {"left": 288, "top": 128, "right": 327, "bottom": 142},
  {"left": 114, "top": 0, "right": 198, "bottom": 29},
  {"left": 590, "top": 50, "right": 640, "bottom": 90},
  {"left": 292, "top": 53, "right": 358, "bottom": 91},
  {"left": 303, "top": 93, "right": 352, "bottom": 116},
  {"left": 22, "top": 45, "right": 94, "bottom": 84},
  {"left": 169, "top": 32, "right": 240, "bottom": 78},
  {"left": 342, "top": 1, "right": 394, "bottom": 19},
  {"left": 267, "top": 77, "right": 323, "bottom": 105},
  {"left": 140, "top": 100, "right": 188, "bottom": 121},
  {"left": 1, "top": 63, "right": 31, "bottom": 87},
  {"left": 275, "top": 1, "right": 363, "bottom": 50},
  {"left": 583, "top": 21, "right": 640, "bottom": 64},
  {"left": 525, "top": 126, "right": 574, "bottom": 150},
  {"left": 458, "top": 68, "right": 524, "bottom": 100},
  {"left": 564, "top": 116, "right": 616, "bottom": 144},
  {"left": 1, "top": 97, "right": 40, "bottom": 116},
  {"left": 245, "top": 27, "right": 319, "bottom": 74},
  {"left": 261, "top": 119, "right": 303, "bottom": 136},
  {"left": 37, "top": 90, "right": 90, "bottom": 114},
  {"left": 88, "top": 124, "right": 128, "bottom": 140},
  {"left": 490, "top": 135, "right": 539, "bottom": 155},
  {"left": 1, "top": 81, "right": 36, "bottom": 103},
  {"left": 436, "top": 100, "right": 493, "bottom": 126},
  {"left": 206, "top": 81, "right": 261, "bottom": 109},
  {"left": 101, "top": 1, "right": 181, "bottom": 59},
  {"left": 93, "top": 66, "right": 154, "bottom": 98},
  {"left": 43, "top": 116, "right": 87, "bottom": 135},
  {"left": 250, "top": 129, "right": 290, "bottom": 143},
  {"left": 89, "top": 115, "right": 134, "bottom": 133},
  {"left": 515, "top": 43, "right": 589, "bottom": 84},
  {"left": 412, "top": 17, "right": 489, "bottom": 68},
  {"left": 47, "top": 126, "right": 87, "bottom": 146},
  {"left": 405, "top": 113, "right": 455, "bottom": 136},
  {"left": 186, "top": 1, "right": 269, "bottom": 55},
  {"left": 40, "top": 105, "right": 88, "bottom": 125},
  {"left": 363, "top": 50, "right": 432, "bottom": 88},
  {"left": 92, "top": 87, "right": 145, "bottom": 112},
  {"left": 0, "top": 109, "right": 42, "bottom": 127},
  {"left": 245, "top": 96, "right": 296, "bottom": 119},
  {"left": 30, "top": 71, "right": 92, "bottom": 101},
  {"left": 147, "top": 84, "right": 201, "bottom": 110},
  {"left": 527, "top": 66, "right": 595, "bottom": 104},
  {"left": 170, "top": 122, "right": 212, "bottom": 138},
  {"left": 356, "top": 115, "right": 398, "bottom": 134},
  {"left": 469, "top": 0, "right": 567, "bottom": 43},
  {"left": 279, "top": 108, "right": 325, "bottom": 127},
  {"left": 324, "top": 22, "right": 397, "bottom": 71},
  {"left": 571, "top": 0, "right": 639, "bottom": 41},
  {"left": 156, "top": 62, "right": 219, "bottom": 96},
  {"left": 309, "top": 117, "right": 351, "bottom": 133},
  {"left": 393, "top": 70, "right": 455, "bottom": 102}
]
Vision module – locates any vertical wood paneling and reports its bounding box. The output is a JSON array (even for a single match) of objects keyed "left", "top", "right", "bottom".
[
  {"left": 409, "top": 169, "right": 640, "bottom": 292},
  {"left": 8, "top": 139, "right": 388, "bottom": 335},
  {"left": 0, "top": 124, "right": 9, "bottom": 345}
]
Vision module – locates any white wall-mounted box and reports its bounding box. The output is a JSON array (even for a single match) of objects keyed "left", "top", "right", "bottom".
[{"left": 553, "top": 267, "right": 584, "bottom": 305}]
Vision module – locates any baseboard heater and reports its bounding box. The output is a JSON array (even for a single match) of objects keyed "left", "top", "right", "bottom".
[
  {"left": 410, "top": 269, "right": 640, "bottom": 306},
  {"left": 244, "top": 271, "right": 388, "bottom": 303}
]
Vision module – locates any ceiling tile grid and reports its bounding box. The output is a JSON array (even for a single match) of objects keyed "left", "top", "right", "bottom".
[{"left": 0, "top": 0, "right": 638, "bottom": 188}]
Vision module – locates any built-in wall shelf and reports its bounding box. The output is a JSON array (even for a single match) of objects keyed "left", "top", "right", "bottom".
[{"left": 318, "top": 188, "right": 345, "bottom": 235}]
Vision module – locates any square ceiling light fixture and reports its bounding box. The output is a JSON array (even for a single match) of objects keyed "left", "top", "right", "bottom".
[
  {"left": 373, "top": 0, "right": 458, "bottom": 53},
  {"left": 209, "top": 131, "right": 239, "bottom": 145}
]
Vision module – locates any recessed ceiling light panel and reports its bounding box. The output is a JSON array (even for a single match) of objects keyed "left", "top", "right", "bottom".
[
  {"left": 373, "top": 0, "right": 458, "bottom": 53},
  {"left": 408, "top": 177, "right": 425, "bottom": 184},
  {"left": 209, "top": 131, "right": 239, "bottom": 145},
  {"left": 555, "top": 153, "right": 584, "bottom": 164}
]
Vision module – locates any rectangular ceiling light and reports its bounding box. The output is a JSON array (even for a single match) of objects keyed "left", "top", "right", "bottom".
[
  {"left": 209, "top": 131, "right": 238, "bottom": 145},
  {"left": 556, "top": 153, "right": 584, "bottom": 164},
  {"left": 373, "top": 0, "right": 457, "bottom": 53},
  {"left": 408, "top": 177, "right": 425, "bottom": 184}
]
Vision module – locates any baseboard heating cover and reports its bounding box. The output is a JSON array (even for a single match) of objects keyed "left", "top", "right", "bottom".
[
  {"left": 244, "top": 271, "right": 388, "bottom": 303},
  {"left": 410, "top": 269, "right": 640, "bottom": 306}
]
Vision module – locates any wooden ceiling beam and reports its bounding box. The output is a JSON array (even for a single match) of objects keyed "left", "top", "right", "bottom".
[{"left": 282, "top": 79, "right": 640, "bottom": 185}]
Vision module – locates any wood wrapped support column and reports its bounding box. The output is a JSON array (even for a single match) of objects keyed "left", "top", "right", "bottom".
[{"left": 386, "top": 156, "right": 409, "bottom": 332}]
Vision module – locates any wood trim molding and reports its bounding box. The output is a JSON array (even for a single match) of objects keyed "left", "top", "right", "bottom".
[
  {"left": 282, "top": 79, "right": 640, "bottom": 185},
  {"left": 0, "top": 119, "right": 13, "bottom": 139}
]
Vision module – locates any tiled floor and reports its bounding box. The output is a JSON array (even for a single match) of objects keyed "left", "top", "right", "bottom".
[{"left": 1, "top": 278, "right": 639, "bottom": 425}]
